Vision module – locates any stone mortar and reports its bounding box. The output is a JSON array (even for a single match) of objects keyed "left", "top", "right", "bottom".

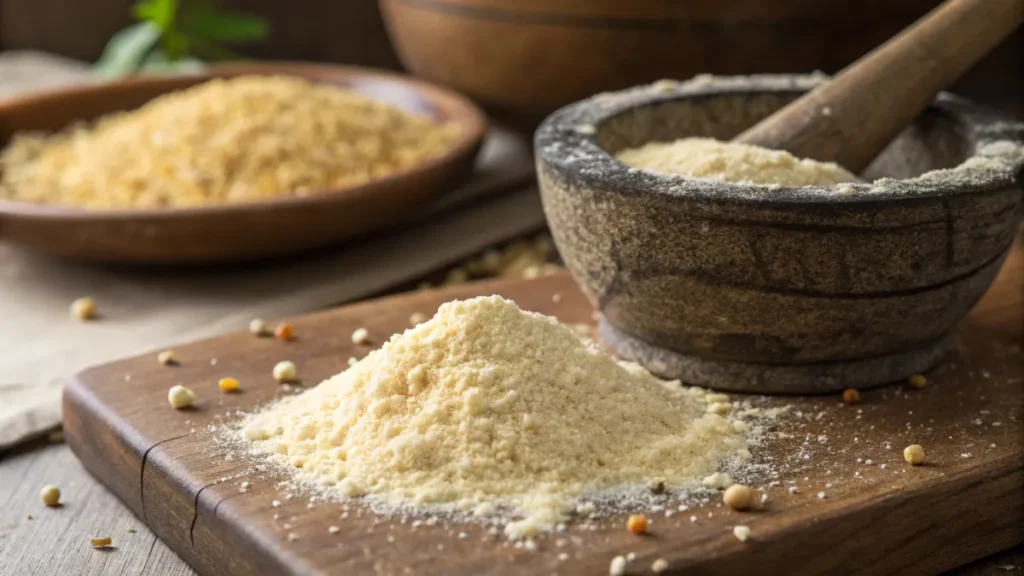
[{"left": 535, "top": 74, "right": 1024, "bottom": 393}]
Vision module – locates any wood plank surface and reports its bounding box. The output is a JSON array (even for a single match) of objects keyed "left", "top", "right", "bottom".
[
  {"left": 3, "top": 439, "right": 1022, "bottom": 575},
  {"left": 60, "top": 243, "right": 1023, "bottom": 575},
  {"left": 0, "top": 441, "right": 193, "bottom": 576}
]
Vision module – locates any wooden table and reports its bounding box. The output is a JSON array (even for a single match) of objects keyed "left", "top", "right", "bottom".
[
  {"left": 2, "top": 364, "right": 1022, "bottom": 576},
  {"left": 2, "top": 233, "right": 1023, "bottom": 575}
]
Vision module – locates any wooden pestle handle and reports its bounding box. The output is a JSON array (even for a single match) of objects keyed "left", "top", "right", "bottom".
[{"left": 734, "top": 0, "right": 1024, "bottom": 174}]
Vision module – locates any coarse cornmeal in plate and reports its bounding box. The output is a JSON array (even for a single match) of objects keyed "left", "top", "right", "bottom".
[{"left": 0, "top": 62, "right": 486, "bottom": 264}]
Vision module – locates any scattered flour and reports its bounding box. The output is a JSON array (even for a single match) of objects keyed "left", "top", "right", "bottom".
[
  {"left": 241, "top": 296, "right": 749, "bottom": 539},
  {"left": 615, "top": 137, "right": 859, "bottom": 187}
]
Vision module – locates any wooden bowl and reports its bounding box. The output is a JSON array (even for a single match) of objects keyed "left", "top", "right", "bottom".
[
  {"left": 379, "top": 0, "right": 947, "bottom": 128},
  {"left": 536, "top": 75, "right": 1024, "bottom": 393},
  {"left": 0, "top": 62, "right": 487, "bottom": 264}
]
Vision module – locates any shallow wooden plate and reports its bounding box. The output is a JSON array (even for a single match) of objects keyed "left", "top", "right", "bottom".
[{"left": 0, "top": 62, "right": 487, "bottom": 264}]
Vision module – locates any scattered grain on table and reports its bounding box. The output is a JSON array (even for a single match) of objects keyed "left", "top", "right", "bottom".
[
  {"left": 351, "top": 327, "right": 370, "bottom": 345},
  {"left": 723, "top": 484, "right": 753, "bottom": 510},
  {"left": 626, "top": 514, "right": 648, "bottom": 534},
  {"left": 168, "top": 385, "right": 196, "bottom": 408},
  {"left": 732, "top": 525, "right": 751, "bottom": 542},
  {"left": 249, "top": 318, "right": 270, "bottom": 336},
  {"left": 842, "top": 389, "right": 860, "bottom": 404},
  {"left": 908, "top": 374, "right": 928, "bottom": 389},
  {"left": 69, "top": 297, "right": 96, "bottom": 321},
  {"left": 275, "top": 323, "right": 294, "bottom": 341},
  {"left": 440, "top": 233, "right": 562, "bottom": 284},
  {"left": 273, "top": 361, "right": 297, "bottom": 383},
  {"left": 157, "top": 350, "right": 176, "bottom": 366},
  {"left": 39, "top": 485, "right": 60, "bottom": 506},
  {"left": 904, "top": 444, "right": 926, "bottom": 465}
]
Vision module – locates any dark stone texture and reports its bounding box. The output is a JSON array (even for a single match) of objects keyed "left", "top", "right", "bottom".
[{"left": 535, "top": 75, "right": 1024, "bottom": 392}]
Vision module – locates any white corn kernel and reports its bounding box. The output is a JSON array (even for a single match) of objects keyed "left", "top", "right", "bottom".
[
  {"left": 168, "top": 385, "right": 195, "bottom": 409},
  {"left": 70, "top": 297, "right": 96, "bottom": 321},
  {"left": 40, "top": 485, "right": 61, "bottom": 506},
  {"left": 351, "top": 328, "right": 370, "bottom": 345},
  {"left": 273, "top": 361, "right": 297, "bottom": 383},
  {"left": 733, "top": 525, "right": 751, "bottom": 542}
]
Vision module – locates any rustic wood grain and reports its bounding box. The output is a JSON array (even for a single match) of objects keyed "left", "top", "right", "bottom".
[
  {"left": 59, "top": 239, "right": 1024, "bottom": 575},
  {"left": 735, "top": 0, "right": 1024, "bottom": 173},
  {"left": 3, "top": 440, "right": 1021, "bottom": 575},
  {"left": 0, "top": 442, "right": 194, "bottom": 576}
]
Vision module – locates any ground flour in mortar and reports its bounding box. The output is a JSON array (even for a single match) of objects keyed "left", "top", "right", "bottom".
[
  {"left": 241, "top": 296, "right": 749, "bottom": 539},
  {"left": 616, "top": 137, "right": 859, "bottom": 186}
]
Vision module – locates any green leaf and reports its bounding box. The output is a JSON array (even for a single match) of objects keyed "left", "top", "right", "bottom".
[
  {"left": 182, "top": 6, "right": 269, "bottom": 43},
  {"left": 133, "top": 0, "right": 177, "bottom": 31},
  {"left": 93, "top": 21, "right": 163, "bottom": 77},
  {"left": 160, "top": 28, "right": 191, "bottom": 60},
  {"left": 187, "top": 36, "right": 241, "bottom": 61}
]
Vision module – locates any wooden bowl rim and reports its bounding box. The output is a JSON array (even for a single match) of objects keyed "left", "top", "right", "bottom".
[
  {"left": 0, "top": 61, "right": 488, "bottom": 221},
  {"left": 534, "top": 73, "right": 1024, "bottom": 207}
]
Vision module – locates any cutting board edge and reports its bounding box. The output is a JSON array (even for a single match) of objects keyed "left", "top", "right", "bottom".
[
  {"left": 63, "top": 374, "right": 303, "bottom": 576},
  {"left": 60, "top": 269, "right": 1024, "bottom": 576}
]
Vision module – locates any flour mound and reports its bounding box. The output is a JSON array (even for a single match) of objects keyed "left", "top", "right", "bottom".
[
  {"left": 616, "top": 137, "right": 859, "bottom": 187},
  {"left": 243, "top": 296, "right": 745, "bottom": 538}
]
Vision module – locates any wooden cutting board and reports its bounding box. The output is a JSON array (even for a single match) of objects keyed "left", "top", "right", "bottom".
[{"left": 63, "top": 243, "right": 1024, "bottom": 576}]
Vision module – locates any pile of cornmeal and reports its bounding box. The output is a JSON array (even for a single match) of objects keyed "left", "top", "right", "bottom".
[
  {"left": 616, "top": 137, "right": 859, "bottom": 186},
  {"left": 242, "top": 296, "right": 751, "bottom": 540}
]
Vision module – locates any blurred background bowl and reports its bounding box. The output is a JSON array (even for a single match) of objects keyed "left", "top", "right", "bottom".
[
  {"left": 6, "top": 1, "right": 1020, "bottom": 127},
  {"left": 378, "top": 0, "right": 1023, "bottom": 128}
]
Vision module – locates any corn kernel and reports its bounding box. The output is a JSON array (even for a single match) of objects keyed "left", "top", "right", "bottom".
[
  {"left": 723, "top": 484, "right": 754, "bottom": 510},
  {"left": 168, "top": 385, "right": 195, "bottom": 408},
  {"left": 249, "top": 318, "right": 269, "bottom": 336},
  {"left": 904, "top": 444, "right": 925, "bottom": 465},
  {"left": 842, "top": 388, "right": 860, "bottom": 404},
  {"left": 157, "top": 350, "right": 176, "bottom": 366},
  {"left": 274, "top": 323, "right": 294, "bottom": 340},
  {"left": 70, "top": 297, "right": 96, "bottom": 321},
  {"left": 908, "top": 374, "right": 928, "bottom": 389},
  {"left": 609, "top": 556, "right": 627, "bottom": 576},
  {"left": 626, "top": 514, "right": 648, "bottom": 534},
  {"left": 40, "top": 485, "right": 61, "bottom": 506},
  {"left": 219, "top": 377, "right": 240, "bottom": 392},
  {"left": 351, "top": 327, "right": 370, "bottom": 345},
  {"left": 733, "top": 525, "right": 751, "bottom": 542},
  {"left": 273, "top": 361, "right": 297, "bottom": 383}
]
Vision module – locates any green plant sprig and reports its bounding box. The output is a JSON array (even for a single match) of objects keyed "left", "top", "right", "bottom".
[{"left": 95, "top": 0, "right": 269, "bottom": 77}]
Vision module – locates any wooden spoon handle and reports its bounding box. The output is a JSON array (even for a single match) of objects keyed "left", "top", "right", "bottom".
[{"left": 734, "top": 0, "right": 1024, "bottom": 174}]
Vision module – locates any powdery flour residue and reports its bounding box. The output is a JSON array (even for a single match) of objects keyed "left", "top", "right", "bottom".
[
  {"left": 615, "top": 137, "right": 860, "bottom": 187},
  {"left": 239, "top": 296, "right": 757, "bottom": 540}
]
